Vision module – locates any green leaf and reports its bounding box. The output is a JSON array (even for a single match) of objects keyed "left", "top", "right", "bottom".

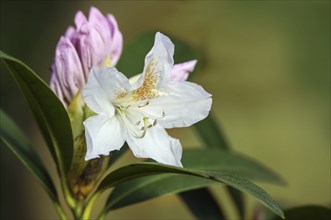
[
  {"left": 0, "top": 110, "right": 58, "bottom": 201},
  {"left": 116, "top": 31, "right": 201, "bottom": 79},
  {"left": 104, "top": 149, "right": 284, "bottom": 212},
  {"left": 98, "top": 162, "right": 284, "bottom": 218},
  {"left": 106, "top": 174, "right": 215, "bottom": 211},
  {"left": 116, "top": 32, "right": 153, "bottom": 77},
  {"left": 0, "top": 51, "right": 73, "bottom": 175},
  {"left": 194, "top": 115, "right": 229, "bottom": 150},
  {"left": 272, "top": 205, "right": 331, "bottom": 220},
  {"left": 193, "top": 114, "right": 245, "bottom": 217},
  {"left": 227, "top": 187, "right": 244, "bottom": 218},
  {"left": 183, "top": 149, "right": 285, "bottom": 184},
  {"left": 108, "top": 144, "right": 129, "bottom": 167},
  {"left": 179, "top": 188, "right": 225, "bottom": 220}
]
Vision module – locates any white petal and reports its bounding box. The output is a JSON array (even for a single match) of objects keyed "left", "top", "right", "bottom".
[
  {"left": 83, "top": 67, "right": 130, "bottom": 115},
  {"left": 131, "top": 32, "right": 174, "bottom": 92},
  {"left": 142, "top": 81, "right": 212, "bottom": 128},
  {"left": 125, "top": 125, "right": 183, "bottom": 167},
  {"left": 128, "top": 59, "right": 196, "bottom": 86},
  {"left": 128, "top": 74, "right": 141, "bottom": 85},
  {"left": 84, "top": 114, "right": 125, "bottom": 160}
]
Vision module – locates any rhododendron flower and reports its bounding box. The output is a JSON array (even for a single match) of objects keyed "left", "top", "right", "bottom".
[
  {"left": 50, "top": 6, "right": 198, "bottom": 108},
  {"left": 50, "top": 7, "right": 123, "bottom": 106},
  {"left": 82, "top": 32, "right": 212, "bottom": 167}
]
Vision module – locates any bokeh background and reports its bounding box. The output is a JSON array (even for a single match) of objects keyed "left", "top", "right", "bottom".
[{"left": 1, "top": 1, "right": 330, "bottom": 219}]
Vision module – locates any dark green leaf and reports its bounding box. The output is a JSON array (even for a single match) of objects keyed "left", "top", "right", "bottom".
[
  {"left": 98, "top": 162, "right": 284, "bottom": 218},
  {"left": 108, "top": 144, "right": 129, "bottom": 167},
  {"left": 227, "top": 187, "right": 244, "bottom": 218},
  {"left": 183, "top": 149, "right": 285, "bottom": 184},
  {"left": 104, "top": 149, "right": 284, "bottom": 212},
  {"left": 106, "top": 174, "right": 215, "bottom": 211},
  {"left": 194, "top": 114, "right": 229, "bottom": 150},
  {"left": 116, "top": 31, "right": 201, "bottom": 79},
  {"left": 193, "top": 114, "right": 245, "bottom": 217},
  {"left": 272, "top": 205, "right": 331, "bottom": 220},
  {"left": 0, "top": 110, "right": 58, "bottom": 201},
  {"left": 116, "top": 32, "right": 153, "bottom": 77},
  {"left": 180, "top": 189, "right": 225, "bottom": 220},
  {"left": 0, "top": 51, "right": 73, "bottom": 175}
]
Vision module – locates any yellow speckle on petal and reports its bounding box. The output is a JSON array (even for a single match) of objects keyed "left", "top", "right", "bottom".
[
  {"left": 132, "top": 59, "right": 160, "bottom": 100},
  {"left": 115, "top": 89, "right": 128, "bottom": 99}
]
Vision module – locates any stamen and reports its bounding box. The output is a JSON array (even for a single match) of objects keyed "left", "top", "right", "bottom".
[
  {"left": 140, "top": 117, "right": 149, "bottom": 138},
  {"left": 138, "top": 101, "right": 149, "bottom": 108},
  {"left": 116, "top": 107, "right": 150, "bottom": 139}
]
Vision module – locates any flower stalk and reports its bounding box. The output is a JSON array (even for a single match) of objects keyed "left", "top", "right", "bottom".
[{"left": 54, "top": 202, "right": 68, "bottom": 220}]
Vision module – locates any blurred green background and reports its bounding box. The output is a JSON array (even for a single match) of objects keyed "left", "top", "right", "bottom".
[{"left": 1, "top": 1, "right": 330, "bottom": 219}]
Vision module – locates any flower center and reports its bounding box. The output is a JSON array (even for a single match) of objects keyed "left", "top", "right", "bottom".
[
  {"left": 112, "top": 60, "right": 162, "bottom": 139},
  {"left": 115, "top": 103, "right": 155, "bottom": 139}
]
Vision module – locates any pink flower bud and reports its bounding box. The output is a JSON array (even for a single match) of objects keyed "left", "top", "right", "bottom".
[
  {"left": 50, "top": 7, "right": 123, "bottom": 106},
  {"left": 171, "top": 60, "right": 197, "bottom": 82},
  {"left": 50, "top": 37, "right": 84, "bottom": 106}
]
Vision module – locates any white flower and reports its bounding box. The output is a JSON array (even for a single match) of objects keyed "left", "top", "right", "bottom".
[{"left": 82, "top": 32, "right": 212, "bottom": 167}]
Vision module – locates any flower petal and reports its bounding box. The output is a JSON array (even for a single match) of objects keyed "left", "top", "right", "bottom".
[
  {"left": 131, "top": 32, "right": 174, "bottom": 93},
  {"left": 50, "top": 69, "right": 66, "bottom": 107},
  {"left": 83, "top": 67, "right": 130, "bottom": 116},
  {"left": 88, "top": 7, "right": 111, "bottom": 49},
  {"left": 106, "top": 14, "right": 123, "bottom": 65},
  {"left": 128, "top": 59, "right": 197, "bottom": 85},
  {"left": 74, "top": 11, "right": 87, "bottom": 29},
  {"left": 75, "top": 22, "right": 106, "bottom": 78},
  {"left": 171, "top": 60, "right": 197, "bottom": 82},
  {"left": 84, "top": 114, "right": 124, "bottom": 160},
  {"left": 64, "top": 26, "right": 76, "bottom": 39},
  {"left": 142, "top": 81, "right": 212, "bottom": 128},
  {"left": 126, "top": 125, "right": 183, "bottom": 167},
  {"left": 51, "top": 37, "right": 85, "bottom": 105}
]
